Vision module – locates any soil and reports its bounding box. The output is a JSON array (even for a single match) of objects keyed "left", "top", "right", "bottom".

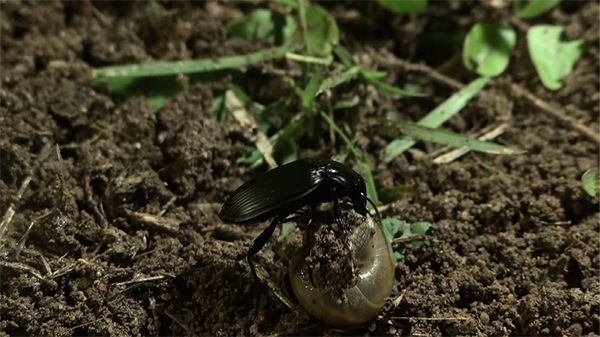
[{"left": 1, "top": 1, "right": 598, "bottom": 336}]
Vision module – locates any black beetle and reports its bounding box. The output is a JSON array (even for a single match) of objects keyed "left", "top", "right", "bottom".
[{"left": 219, "top": 158, "right": 380, "bottom": 279}]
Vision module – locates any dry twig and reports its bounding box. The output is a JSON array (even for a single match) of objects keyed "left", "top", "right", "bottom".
[
  {"left": 0, "top": 175, "right": 32, "bottom": 244},
  {"left": 225, "top": 90, "right": 278, "bottom": 169},
  {"left": 510, "top": 83, "right": 599, "bottom": 145}
]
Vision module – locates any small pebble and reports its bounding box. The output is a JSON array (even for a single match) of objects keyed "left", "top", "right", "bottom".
[{"left": 479, "top": 312, "right": 490, "bottom": 325}]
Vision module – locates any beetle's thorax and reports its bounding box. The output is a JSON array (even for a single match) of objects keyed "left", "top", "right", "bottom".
[{"left": 319, "top": 161, "right": 368, "bottom": 215}]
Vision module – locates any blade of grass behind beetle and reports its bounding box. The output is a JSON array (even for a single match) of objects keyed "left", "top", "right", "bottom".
[
  {"left": 362, "top": 75, "right": 427, "bottom": 98},
  {"left": 384, "top": 76, "right": 490, "bottom": 163},
  {"left": 240, "top": 112, "right": 306, "bottom": 168},
  {"left": 333, "top": 44, "right": 425, "bottom": 98},
  {"left": 282, "top": 76, "right": 305, "bottom": 98},
  {"left": 433, "top": 122, "right": 511, "bottom": 164},
  {"left": 302, "top": 69, "right": 324, "bottom": 112},
  {"left": 332, "top": 146, "right": 352, "bottom": 163},
  {"left": 333, "top": 44, "right": 357, "bottom": 67},
  {"left": 318, "top": 110, "right": 378, "bottom": 205},
  {"left": 285, "top": 53, "right": 333, "bottom": 65},
  {"left": 319, "top": 110, "right": 354, "bottom": 149},
  {"left": 317, "top": 66, "right": 360, "bottom": 94},
  {"left": 357, "top": 151, "right": 379, "bottom": 207}
]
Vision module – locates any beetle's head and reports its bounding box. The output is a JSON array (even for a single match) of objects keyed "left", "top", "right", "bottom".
[
  {"left": 351, "top": 178, "right": 368, "bottom": 216},
  {"left": 353, "top": 176, "right": 382, "bottom": 224}
]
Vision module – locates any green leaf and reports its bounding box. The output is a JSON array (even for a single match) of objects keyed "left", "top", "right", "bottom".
[
  {"left": 408, "top": 221, "right": 432, "bottom": 248},
  {"left": 378, "top": 0, "right": 427, "bottom": 14},
  {"left": 582, "top": 168, "right": 599, "bottom": 197},
  {"left": 384, "top": 76, "right": 490, "bottom": 163},
  {"left": 410, "top": 221, "right": 430, "bottom": 234},
  {"left": 527, "top": 25, "right": 584, "bottom": 90},
  {"left": 394, "top": 251, "right": 404, "bottom": 261},
  {"left": 463, "top": 22, "right": 516, "bottom": 76},
  {"left": 381, "top": 218, "right": 402, "bottom": 242},
  {"left": 514, "top": 0, "right": 561, "bottom": 18},
  {"left": 304, "top": 4, "right": 339, "bottom": 56},
  {"left": 382, "top": 219, "right": 432, "bottom": 257},
  {"left": 228, "top": 9, "right": 297, "bottom": 45}
]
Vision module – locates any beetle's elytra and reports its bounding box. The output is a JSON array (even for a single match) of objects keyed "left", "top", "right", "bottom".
[{"left": 219, "top": 158, "right": 379, "bottom": 279}]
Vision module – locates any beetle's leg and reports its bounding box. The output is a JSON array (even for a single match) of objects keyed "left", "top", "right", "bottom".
[
  {"left": 305, "top": 205, "right": 318, "bottom": 249},
  {"left": 246, "top": 215, "right": 286, "bottom": 281},
  {"left": 305, "top": 204, "right": 317, "bottom": 228},
  {"left": 244, "top": 216, "right": 286, "bottom": 321},
  {"left": 333, "top": 198, "right": 341, "bottom": 225}
]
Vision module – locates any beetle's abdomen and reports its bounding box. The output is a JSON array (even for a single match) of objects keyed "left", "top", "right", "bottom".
[{"left": 219, "top": 159, "right": 325, "bottom": 224}]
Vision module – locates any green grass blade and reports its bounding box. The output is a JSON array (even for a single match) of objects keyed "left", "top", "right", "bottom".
[
  {"left": 379, "top": 120, "right": 524, "bottom": 155},
  {"left": 318, "top": 66, "right": 360, "bottom": 94},
  {"left": 286, "top": 52, "right": 333, "bottom": 65},
  {"left": 282, "top": 76, "right": 305, "bottom": 98},
  {"left": 333, "top": 44, "right": 357, "bottom": 67},
  {"left": 91, "top": 44, "right": 295, "bottom": 83},
  {"left": 319, "top": 112, "right": 379, "bottom": 207},
  {"left": 334, "top": 44, "right": 424, "bottom": 97},
  {"left": 417, "top": 76, "right": 489, "bottom": 127},
  {"left": 319, "top": 110, "right": 353, "bottom": 148},
  {"left": 357, "top": 152, "right": 379, "bottom": 207},
  {"left": 331, "top": 147, "right": 351, "bottom": 163},
  {"left": 362, "top": 74, "right": 427, "bottom": 98},
  {"left": 361, "top": 70, "right": 388, "bottom": 79},
  {"left": 384, "top": 76, "right": 490, "bottom": 162},
  {"left": 319, "top": 109, "right": 356, "bottom": 156},
  {"left": 302, "top": 69, "right": 324, "bottom": 112}
]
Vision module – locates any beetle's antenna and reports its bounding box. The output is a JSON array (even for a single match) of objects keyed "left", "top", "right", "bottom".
[{"left": 366, "top": 197, "right": 382, "bottom": 225}]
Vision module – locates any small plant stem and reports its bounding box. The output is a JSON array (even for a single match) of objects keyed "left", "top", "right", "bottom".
[{"left": 297, "top": 0, "right": 311, "bottom": 55}]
